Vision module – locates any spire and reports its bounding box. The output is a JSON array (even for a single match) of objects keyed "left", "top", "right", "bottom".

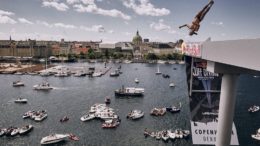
[
  {"left": 136, "top": 30, "right": 139, "bottom": 36},
  {"left": 9, "top": 35, "right": 12, "bottom": 41}
]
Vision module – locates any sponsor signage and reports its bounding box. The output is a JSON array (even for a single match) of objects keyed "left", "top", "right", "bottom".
[
  {"left": 182, "top": 42, "right": 202, "bottom": 57},
  {"left": 186, "top": 57, "right": 239, "bottom": 145}
]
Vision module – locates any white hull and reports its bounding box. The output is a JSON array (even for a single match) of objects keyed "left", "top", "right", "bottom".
[
  {"left": 34, "top": 114, "right": 47, "bottom": 121},
  {"left": 14, "top": 98, "right": 27, "bottom": 103},
  {"left": 40, "top": 134, "right": 68, "bottom": 145},
  {"left": 80, "top": 114, "right": 95, "bottom": 122},
  {"left": 251, "top": 134, "right": 260, "bottom": 140},
  {"left": 19, "top": 125, "right": 33, "bottom": 135}
]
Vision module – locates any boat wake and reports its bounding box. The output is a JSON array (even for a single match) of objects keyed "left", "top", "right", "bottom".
[{"left": 52, "top": 87, "right": 69, "bottom": 90}]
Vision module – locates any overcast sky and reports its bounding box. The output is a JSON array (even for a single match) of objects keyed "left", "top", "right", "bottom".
[{"left": 0, "top": 0, "right": 260, "bottom": 43}]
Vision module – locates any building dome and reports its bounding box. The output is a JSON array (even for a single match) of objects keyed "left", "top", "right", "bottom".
[{"left": 132, "top": 31, "right": 142, "bottom": 45}]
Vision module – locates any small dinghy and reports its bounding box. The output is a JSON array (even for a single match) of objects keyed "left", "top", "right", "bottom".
[
  {"left": 19, "top": 125, "right": 33, "bottom": 135},
  {"left": 105, "top": 96, "right": 111, "bottom": 104},
  {"left": 13, "top": 80, "right": 25, "bottom": 87},
  {"left": 14, "top": 97, "right": 28, "bottom": 103},
  {"left": 60, "top": 116, "right": 69, "bottom": 123},
  {"left": 134, "top": 78, "right": 139, "bottom": 83},
  {"left": 169, "top": 82, "right": 175, "bottom": 87},
  {"left": 68, "top": 133, "right": 79, "bottom": 141},
  {"left": 80, "top": 114, "right": 95, "bottom": 122}
]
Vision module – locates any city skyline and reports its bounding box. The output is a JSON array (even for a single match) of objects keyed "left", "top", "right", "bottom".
[{"left": 1, "top": 0, "right": 260, "bottom": 43}]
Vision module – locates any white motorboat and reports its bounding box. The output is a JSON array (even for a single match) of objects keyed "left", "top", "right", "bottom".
[
  {"left": 168, "top": 130, "right": 176, "bottom": 140},
  {"left": 95, "top": 112, "right": 118, "bottom": 120},
  {"left": 33, "top": 82, "right": 53, "bottom": 90},
  {"left": 161, "top": 131, "right": 169, "bottom": 141},
  {"left": 80, "top": 114, "right": 95, "bottom": 122},
  {"left": 155, "top": 66, "right": 162, "bottom": 75},
  {"left": 55, "top": 71, "right": 69, "bottom": 77},
  {"left": 10, "top": 128, "right": 19, "bottom": 136},
  {"left": 13, "top": 80, "right": 25, "bottom": 87},
  {"left": 127, "top": 110, "right": 144, "bottom": 120},
  {"left": 19, "top": 125, "right": 33, "bottom": 135},
  {"left": 0, "top": 128, "right": 6, "bottom": 137},
  {"left": 248, "top": 105, "right": 260, "bottom": 113},
  {"left": 102, "top": 118, "right": 120, "bottom": 128},
  {"left": 150, "top": 108, "right": 166, "bottom": 116},
  {"left": 115, "top": 86, "right": 144, "bottom": 96},
  {"left": 251, "top": 128, "right": 260, "bottom": 141},
  {"left": 175, "top": 129, "right": 184, "bottom": 139},
  {"left": 23, "top": 110, "right": 36, "bottom": 119},
  {"left": 34, "top": 113, "right": 48, "bottom": 122},
  {"left": 40, "top": 71, "right": 51, "bottom": 76},
  {"left": 169, "top": 82, "right": 175, "bottom": 87},
  {"left": 40, "top": 134, "right": 68, "bottom": 145},
  {"left": 14, "top": 97, "right": 28, "bottom": 103},
  {"left": 166, "top": 106, "right": 180, "bottom": 113},
  {"left": 134, "top": 78, "right": 139, "bottom": 83},
  {"left": 182, "top": 130, "right": 190, "bottom": 138},
  {"left": 74, "top": 71, "right": 86, "bottom": 77},
  {"left": 110, "top": 70, "right": 120, "bottom": 77},
  {"left": 92, "top": 72, "right": 102, "bottom": 77}
]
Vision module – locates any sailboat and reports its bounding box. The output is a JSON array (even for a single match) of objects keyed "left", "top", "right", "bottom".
[
  {"left": 40, "top": 58, "right": 50, "bottom": 76},
  {"left": 155, "top": 66, "right": 162, "bottom": 75}
]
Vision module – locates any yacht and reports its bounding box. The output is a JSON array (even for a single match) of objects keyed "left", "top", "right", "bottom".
[
  {"left": 19, "top": 125, "right": 33, "bottom": 135},
  {"left": 155, "top": 66, "right": 162, "bottom": 75},
  {"left": 14, "top": 97, "right": 28, "bottom": 103},
  {"left": 33, "top": 82, "right": 53, "bottom": 90},
  {"left": 252, "top": 128, "right": 260, "bottom": 140},
  {"left": 13, "top": 80, "right": 25, "bottom": 87},
  {"left": 40, "top": 134, "right": 68, "bottom": 145},
  {"left": 115, "top": 86, "right": 144, "bottom": 96}
]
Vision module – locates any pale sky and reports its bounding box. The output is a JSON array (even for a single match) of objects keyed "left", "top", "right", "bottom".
[{"left": 0, "top": 0, "right": 260, "bottom": 43}]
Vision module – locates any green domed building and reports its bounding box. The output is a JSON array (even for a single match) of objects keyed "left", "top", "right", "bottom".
[{"left": 132, "top": 30, "right": 143, "bottom": 46}]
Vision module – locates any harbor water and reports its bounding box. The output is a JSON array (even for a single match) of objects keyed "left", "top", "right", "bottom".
[{"left": 0, "top": 63, "right": 259, "bottom": 146}]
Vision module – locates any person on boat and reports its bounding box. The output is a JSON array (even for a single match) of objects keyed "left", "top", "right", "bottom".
[{"left": 179, "top": 0, "right": 214, "bottom": 36}]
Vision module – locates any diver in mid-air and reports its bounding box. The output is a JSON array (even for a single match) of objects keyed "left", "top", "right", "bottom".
[{"left": 179, "top": 0, "right": 214, "bottom": 36}]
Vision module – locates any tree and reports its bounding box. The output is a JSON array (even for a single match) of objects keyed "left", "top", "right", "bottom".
[
  {"left": 79, "top": 52, "right": 86, "bottom": 59},
  {"left": 105, "top": 49, "right": 109, "bottom": 59},
  {"left": 166, "top": 54, "right": 173, "bottom": 60},
  {"left": 146, "top": 53, "right": 158, "bottom": 60}
]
